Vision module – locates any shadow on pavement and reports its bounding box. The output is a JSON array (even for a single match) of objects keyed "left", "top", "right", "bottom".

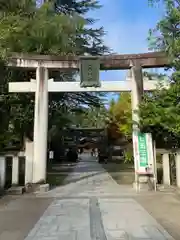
[
  {"left": 48, "top": 167, "right": 106, "bottom": 190},
  {"left": 47, "top": 154, "right": 135, "bottom": 190}
]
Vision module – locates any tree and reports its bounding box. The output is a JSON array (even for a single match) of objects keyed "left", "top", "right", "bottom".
[
  {"left": 139, "top": 80, "right": 180, "bottom": 148},
  {"left": 139, "top": 0, "right": 180, "bottom": 148},
  {"left": 72, "top": 104, "right": 108, "bottom": 128},
  {"left": 53, "top": 0, "right": 108, "bottom": 55},
  {"left": 0, "top": 0, "right": 109, "bottom": 150},
  {"left": 108, "top": 93, "right": 132, "bottom": 142}
]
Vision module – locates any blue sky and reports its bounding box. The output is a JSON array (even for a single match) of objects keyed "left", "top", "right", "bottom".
[
  {"left": 87, "top": 0, "right": 165, "bottom": 102},
  {"left": 89, "top": 0, "right": 165, "bottom": 82}
]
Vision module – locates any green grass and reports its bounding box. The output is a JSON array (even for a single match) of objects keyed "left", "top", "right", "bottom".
[
  {"left": 103, "top": 154, "right": 163, "bottom": 185},
  {"left": 47, "top": 162, "right": 76, "bottom": 187},
  {"left": 102, "top": 162, "right": 134, "bottom": 173},
  {"left": 102, "top": 162, "right": 135, "bottom": 185}
]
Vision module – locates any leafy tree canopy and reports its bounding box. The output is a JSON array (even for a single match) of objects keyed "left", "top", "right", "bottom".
[
  {"left": 0, "top": 0, "right": 109, "bottom": 150},
  {"left": 71, "top": 104, "right": 109, "bottom": 128},
  {"left": 108, "top": 93, "right": 132, "bottom": 142},
  {"left": 139, "top": 0, "right": 180, "bottom": 148}
]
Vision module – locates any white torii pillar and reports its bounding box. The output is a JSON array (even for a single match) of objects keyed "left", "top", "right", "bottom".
[
  {"left": 33, "top": 67, "right": 48, "bottom": 183},
  {"left": 130, "top": 64, "right": 143, "bottom": 187}
]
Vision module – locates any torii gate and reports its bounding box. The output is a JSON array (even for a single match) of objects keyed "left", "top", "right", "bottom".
[{"left": 8, "top": 52, "right": 169, "bottom": 184}]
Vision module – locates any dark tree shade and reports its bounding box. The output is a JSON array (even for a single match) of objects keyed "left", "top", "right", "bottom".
[{"left": 0, "top": 0, "right": 109, "bottom": 150}]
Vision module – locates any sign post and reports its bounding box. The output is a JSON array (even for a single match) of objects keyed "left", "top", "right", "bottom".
[
  {"left": 80, "top": 56, "right": 100, "bottom": 87},
  {"left": 134, "top": 132, "right": 154, "bottom": 174},
  {"left": 133, "top": 132, "right": 156, "bottom": 190},
  {"left": 132, "top": 131, "right": 139, "bottom": 190},
  {"left": 146, "top": 133, "right": 155, "bottom": 174},
  {"left": 138, "top": 133, "right": 148, "bottom": 169}
]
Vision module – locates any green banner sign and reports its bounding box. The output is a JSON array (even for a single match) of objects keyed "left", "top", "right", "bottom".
[
  {"left": 138, "top": 133, "right": 148, "bottom": 167},
  {"left": 80, "top": 57, "right": 100, "bottom": 87}
]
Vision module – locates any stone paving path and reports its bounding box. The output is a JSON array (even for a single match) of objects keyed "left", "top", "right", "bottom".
[{"left": 25, "top": 153, "right": 174, "bottom": 240}]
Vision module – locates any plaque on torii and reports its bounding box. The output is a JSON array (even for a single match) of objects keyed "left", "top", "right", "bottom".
[{"left": 80, "top": 56, "right": 101, "bottom": 88}]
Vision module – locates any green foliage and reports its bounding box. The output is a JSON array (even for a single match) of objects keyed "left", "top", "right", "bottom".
[
  {"left": 148, "top": 0, "right": 180, "bottom": 74},
  {"left": 139, "top": 82, "right": 180, "bottom": 148},
  {"left": 72, "top": 105, "right": 108, "bottom": 128},
  {"left": 124, "top": 150, "right": 133, "bottom": 163},
  {"left": 108, "top": 93, "right": 132, "bottom": 140},
  {"left": 139, "top": 0, "right": 180, "bottom": 148},
  {"left": 0, "top": 0, "right": 109, "bottom": 150},
  {"left": 0, "top": 2, "right": 85, "bottom": 56},
  {"left": 52, "top": 0, "right": 109, "bottom": 55}
]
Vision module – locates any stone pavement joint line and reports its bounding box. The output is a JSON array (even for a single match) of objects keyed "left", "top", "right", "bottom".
[{"left": 89, "top": 197, "right": 107, "bottom": 240}]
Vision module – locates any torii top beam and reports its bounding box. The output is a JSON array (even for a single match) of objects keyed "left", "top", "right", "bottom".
[{"left": 8, "top": 52, "right": 169, "bottom": 70}]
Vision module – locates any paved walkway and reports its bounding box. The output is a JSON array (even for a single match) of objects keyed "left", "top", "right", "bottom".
[
  {"left": 39, "top": 153, "right": 134, "bottom": 198},
  {"left": 21, "top": 153, "right": 174, "bottom": 240}
]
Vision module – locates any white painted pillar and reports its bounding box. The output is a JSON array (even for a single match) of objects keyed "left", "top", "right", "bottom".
[
  {"left": 130, "top": 64, "right": 144, "bottom": 185},
  {"left": 25, "top": 139, "right": 34, "bottom": 184},
  {"left": 33, "top": 67, "right": 48, "bottom": 183},
  {"left": 12, "top": 156, "right": 19, "bottom": 185},
  {"left": 131, "top": 64, "right": 143, "bottom": 126},
  {"left": 162, "top": 153, "right": 170, "bottom": 186},
  {"left": 175, "top": 152, "right": 180, "bottom": 187},
  {"left": 0, "top": 156, "right": 5, "bottom": 188}
]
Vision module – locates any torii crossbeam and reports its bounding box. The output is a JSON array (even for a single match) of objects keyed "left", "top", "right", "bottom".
[{"left": 9, "top": 79, "right": 162, "bottom": 93}]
